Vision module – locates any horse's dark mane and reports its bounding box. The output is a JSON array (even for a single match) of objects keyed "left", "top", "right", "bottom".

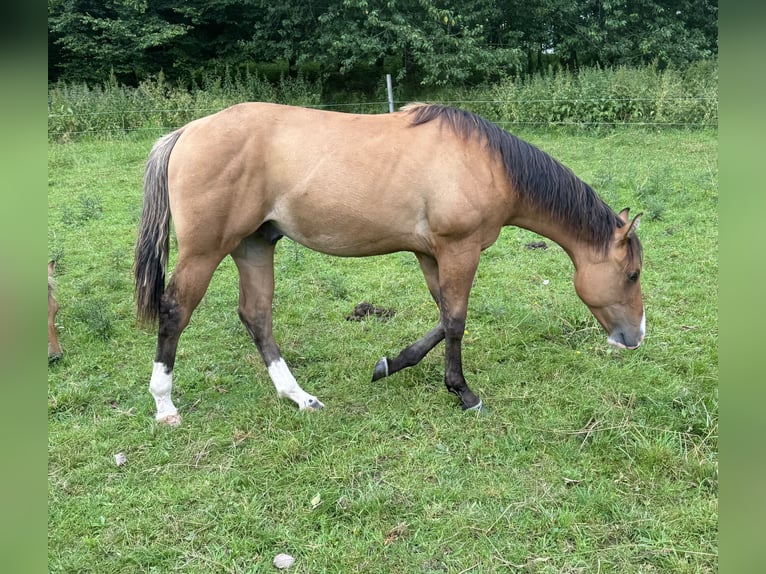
[{"left": 403, "top": 103, "right": 642, "bottom": 263}]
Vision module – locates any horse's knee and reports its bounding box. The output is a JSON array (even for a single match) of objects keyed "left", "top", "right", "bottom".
[{"left": 443, "top": 314, "right": 466, "bottom": 337}]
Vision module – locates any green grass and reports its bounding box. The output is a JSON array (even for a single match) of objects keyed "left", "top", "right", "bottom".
[{"left": 48, "top": 128, "right": 717, "bottom": 573}]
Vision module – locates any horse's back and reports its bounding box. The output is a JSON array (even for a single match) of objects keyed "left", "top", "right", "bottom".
[{"left": 167, "top": 103, "right": 507, "bottom": 257}]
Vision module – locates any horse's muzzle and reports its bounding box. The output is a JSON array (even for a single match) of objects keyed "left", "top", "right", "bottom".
[
  {"left": 607, "top": 333, "right": 642, "bottom": 350},
  {"left": 607, "top": 309, "right": 645, "bottom": 350}
]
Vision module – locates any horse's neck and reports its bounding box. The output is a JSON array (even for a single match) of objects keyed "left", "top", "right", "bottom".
[{"left": 506, "top": 210, "right": 592, "bottom": 270}]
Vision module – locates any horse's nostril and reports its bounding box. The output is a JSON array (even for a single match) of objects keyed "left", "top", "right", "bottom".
[
  {"left": 619, "top": 332, "right": 628, "bottom": 346},
  {"left": 623, "top": 332, "right": 643, "bottom": 350}
]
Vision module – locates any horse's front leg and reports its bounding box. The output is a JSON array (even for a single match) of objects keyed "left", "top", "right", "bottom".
[
  {"left": 436, "top": 247, "right": 483, "bottom": 411},
  {"left": 372, "top": 253, "right": 444, "bottom": 380},
  {"left": 372, "top": 250, "right": 483, "bottom": 411},
  {"left": 231, "top": 235, "right": 324, "bottom": 411},
  {"left": 48, "top": 261, "right": 63, "bottom": 361},
  {"left": 441, "top": 308, "right": 482, "bottom": 410},
  {"left": 372, "top": 324, "right": 445, "bottom": 380}
]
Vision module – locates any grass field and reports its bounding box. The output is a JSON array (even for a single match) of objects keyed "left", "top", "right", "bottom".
[{"left": 48, "top": 127, "right": 717, "bottom": 573}]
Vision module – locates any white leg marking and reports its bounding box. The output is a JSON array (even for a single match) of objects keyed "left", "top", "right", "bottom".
[
  {"left": 150, "top": 362, "right": 181, "bottom": 426},
  {"left": 267, "top": 358, "right": 324, "bottom": 410}
]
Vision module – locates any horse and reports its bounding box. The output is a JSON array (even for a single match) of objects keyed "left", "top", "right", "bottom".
[
  {"left": 48, "top": 260, "right": 63, "bottom": 361},
  {"left": 134, "top": 102, "right": 644, "bottom": 426}
]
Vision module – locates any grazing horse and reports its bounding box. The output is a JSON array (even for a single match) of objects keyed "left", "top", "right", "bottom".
[
  {"left": 48, "top": 260, "right": 63, "bottom": 361},
  {"left": 135, "top": 103, "right": 644, "bottom": 426}
]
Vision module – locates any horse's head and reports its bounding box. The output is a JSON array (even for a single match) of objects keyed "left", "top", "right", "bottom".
[{"left": 573, "top": 209, "right": 645, "bottom": 350}]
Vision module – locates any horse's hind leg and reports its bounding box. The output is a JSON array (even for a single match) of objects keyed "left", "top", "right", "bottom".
[
  {"left": 151, "top": 255, "right": 221, "bottom": 426},
  {"left": 231, "top": 234, "right": 324, "bottom": 411}
]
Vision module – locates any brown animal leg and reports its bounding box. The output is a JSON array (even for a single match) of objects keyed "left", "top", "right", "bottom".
[
  {"left": 150, "top": 255, "right": 222, "bottom": 425},
  {"left": 435, "top": 246, "right": 483, "bottom": 411},
  {"left": 231, "top": 235, "right": 324, "bottom": 410},
  {"left": 48, "top": 260, "right": 63, "bottom": 361},
  {"left": 372, "top": 254, "right": 444, "bottom": 380},
  {"left": 373, "top": 250, "right": 483, "bottom": 411}
]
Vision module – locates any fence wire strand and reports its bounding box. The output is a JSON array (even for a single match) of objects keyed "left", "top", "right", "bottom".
[{"left": 47, "top": 96, "right": 719, "bottom": 139}]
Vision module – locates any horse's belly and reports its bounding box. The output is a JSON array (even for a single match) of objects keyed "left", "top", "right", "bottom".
[
  {"left": 279, "top": 225, "right": 421, "bottom": 257},
  {"left": 272, "top": 209, "right": 428, "bottom": 257}
]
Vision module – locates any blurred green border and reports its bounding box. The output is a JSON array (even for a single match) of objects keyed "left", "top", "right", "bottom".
[
  {"left": 0, "top": 3, "right": 48, "bottom": 571},
  {"left": 719, "top": 3, "right": 763, "bottom": 573}
]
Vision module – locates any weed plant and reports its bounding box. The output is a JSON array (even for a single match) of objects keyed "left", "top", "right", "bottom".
[
  {"left": 425, "top": 61, "right": 717, "bottom": 129},
  {"left": 48, "top": 68, "right": 323, "bottom": 141},
  {"left": 48, "top": 125, "right": 717, "bottom": 572},
  {"left": 48, "top": 62, "right": 717, "bottom": 141}
]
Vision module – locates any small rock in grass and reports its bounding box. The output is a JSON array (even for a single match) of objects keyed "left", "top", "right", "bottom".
[{"left": 273, "top": 553, "right": 295, "bottom": 569}]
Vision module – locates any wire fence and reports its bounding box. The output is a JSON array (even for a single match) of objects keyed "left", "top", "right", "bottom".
[{"left": 47, "top": 96, "right": 718, "bottom": 140}]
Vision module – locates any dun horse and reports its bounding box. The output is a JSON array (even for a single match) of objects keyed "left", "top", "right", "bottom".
[
  {"left": 135, "top": 103, "right": 644, "bottom": 426},
  {"left": 48, "top": 260, "right": 63, "bottom": 361}
]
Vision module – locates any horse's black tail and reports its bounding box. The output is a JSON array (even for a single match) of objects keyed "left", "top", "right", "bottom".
[{"left": 134, "top": 130, "right": 183, "bottom": 325}]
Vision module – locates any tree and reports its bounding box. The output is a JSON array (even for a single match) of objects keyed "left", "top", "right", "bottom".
[
  {"left": 48, "top": 0, "right": 718, "bottom": 88},
  {"left": 309, "top": 0, "right": 520, "bottom": 86},
  {"left": 547, "top": 0, "right": 718, "bottom": 69},
  {"left": 242, "top": 1, "right": 329, "bottom": 78},
  {"left": 48, "top": 0, "right": 189, "bottom": 84}
]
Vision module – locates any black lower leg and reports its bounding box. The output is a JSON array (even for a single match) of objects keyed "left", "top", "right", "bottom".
[
  {"left": 443, "top": 316, "right": 481, "bottom": 410},
  {"left": 372, "top": 324, "right": 445, "bottom": 381},
  {"left": 155, "top": 284, "right": 183, "bottom": 370},
  {"left": 445, "top": 370, "right": 481, "bottom": 410}
]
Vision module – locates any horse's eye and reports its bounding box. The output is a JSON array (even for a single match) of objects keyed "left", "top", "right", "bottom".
[{"left": 628, "top": 271, "right": 640, "bottom": 282}]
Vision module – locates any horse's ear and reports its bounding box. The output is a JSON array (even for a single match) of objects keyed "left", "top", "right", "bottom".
[
  {"left": 618, "top": 208, "right": 630, "bottom": 224},
  {"left": 619, "top": 212, "right": 643, "bottom": 242}
]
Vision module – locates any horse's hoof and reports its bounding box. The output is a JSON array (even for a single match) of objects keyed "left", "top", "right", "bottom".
[
  {"left": 462, "top": 399, "right": 487, "bottom": 415},
  {"left": 157, "top": 413, "right": 182, "bottom": 427},
  {"left": 301, "top": 398, "right": 325, "bottom": 411},
  {"left": 372, "top": 357, "right": 389, "bottom": 381}
]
